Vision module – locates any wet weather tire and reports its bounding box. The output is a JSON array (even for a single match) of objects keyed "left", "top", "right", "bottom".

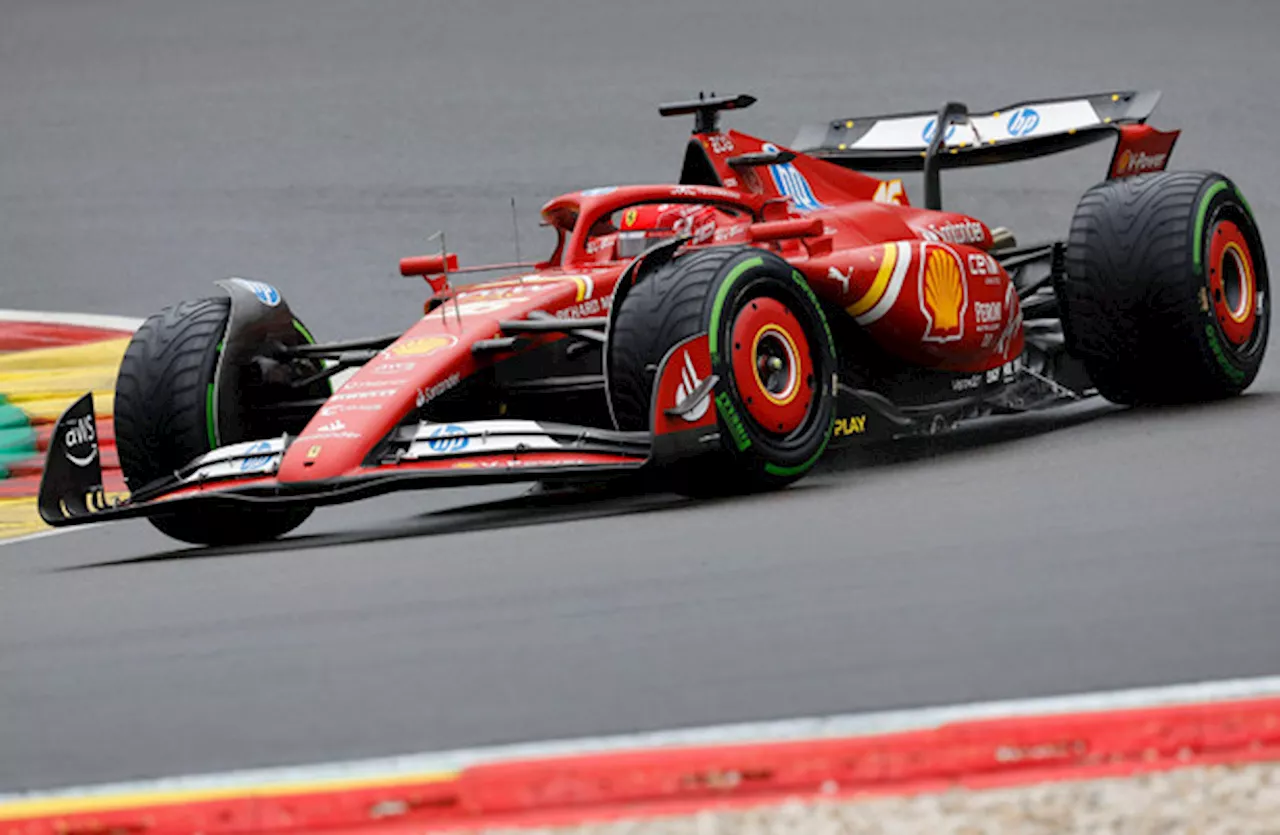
[
  {"left": 1058, "top": 171, "right": 1269, "bottom": 404},
  {"left": 608, "top": 246, "right": 837, "bottom": 495},
  {"left": 114, "top": 297, "right": 313, "bottom": 546}
]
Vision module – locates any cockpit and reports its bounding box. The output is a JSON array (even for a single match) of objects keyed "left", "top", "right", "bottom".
[{"left": 541, "top": 193, "right": 755, "bottom": 266}]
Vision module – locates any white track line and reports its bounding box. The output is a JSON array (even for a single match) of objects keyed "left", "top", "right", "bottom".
[
  {"left": 5, "top": 674, "right": 1280, "bottom": 802},
  {"left": 0, "top": 309, "right": 143, "bottom": 333},
  {"left": 0, "top": 524, "right": 109, "bottom": 549}
]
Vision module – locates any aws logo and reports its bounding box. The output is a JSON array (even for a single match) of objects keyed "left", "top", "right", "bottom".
[
  {"left": 920, "top": 246, "right": 967, "bottom": 343},
  {"left": 63, "top": 414, "right": 98, "bottom": 467}
]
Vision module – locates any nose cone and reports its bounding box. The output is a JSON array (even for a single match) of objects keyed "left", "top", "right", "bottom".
[
  {"left": 277, "top": 333, "right": 468, "bottom": 482},
  {"left": 277, "top": 385, "right": 417, "bottom": 481}
]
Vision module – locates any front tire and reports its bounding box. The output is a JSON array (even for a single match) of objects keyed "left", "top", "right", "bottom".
[
  {"left": 608, "top": 246, "right": 837, "bottom": 495},
  {"left": 114, "top": 297, "right": 314, "bottom": 546},
  {"left": 1058, "top": 171, "right": 1269, "bottom": 404}
]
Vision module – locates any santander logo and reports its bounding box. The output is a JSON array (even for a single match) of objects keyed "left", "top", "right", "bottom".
[{"left": 1115, "top": 149, "right": 1168, "bottom": 177}]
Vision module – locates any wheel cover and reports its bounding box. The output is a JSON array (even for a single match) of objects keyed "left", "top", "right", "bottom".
[
  {"left": 1208, "top": 219, "right": 1259, "bottom": 347},
  {"left": 730, "top": 296, "right": 814, "bottom": 434}
]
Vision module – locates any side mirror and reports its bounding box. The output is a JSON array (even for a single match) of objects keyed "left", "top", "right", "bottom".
[
  {"left": 747, "top": 217, "right": 824, "bottom": 242},
  {"left": 400, "top": 253, "right": 459, "bottom": 277}
]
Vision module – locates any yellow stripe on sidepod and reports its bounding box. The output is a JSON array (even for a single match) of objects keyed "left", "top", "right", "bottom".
[{"left": 846, "top": 245, "right": 897, "bottom": 318}]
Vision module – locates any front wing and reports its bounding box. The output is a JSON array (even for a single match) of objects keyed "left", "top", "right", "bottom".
[{"left": 38, "top": 394, "right": 651, "bottom": 528}]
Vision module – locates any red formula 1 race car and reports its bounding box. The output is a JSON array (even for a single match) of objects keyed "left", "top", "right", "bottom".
[{"left": 39, "top": 91, "right": 1269, "bottom": 545}]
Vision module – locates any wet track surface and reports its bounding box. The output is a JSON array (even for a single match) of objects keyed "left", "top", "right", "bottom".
[{"left": 3, "top": 0, "right": 1280, "bottom": 792}]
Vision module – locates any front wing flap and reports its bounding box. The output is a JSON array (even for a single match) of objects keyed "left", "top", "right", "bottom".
[{"left": 38, "top": 394, "right": 651, "bottom": 528}]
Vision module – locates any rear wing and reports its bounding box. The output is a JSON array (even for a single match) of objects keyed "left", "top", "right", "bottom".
[{"left": 792, "top": 91, "right": 1179, "bottom": 209}]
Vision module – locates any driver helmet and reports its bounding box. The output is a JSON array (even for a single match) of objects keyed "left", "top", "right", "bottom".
[{"left": 616, "top": 203, "right": 725, "bottom": 258}]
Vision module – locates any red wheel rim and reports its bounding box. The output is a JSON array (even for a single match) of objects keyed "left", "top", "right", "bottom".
[
  {"left": 1208, "top": 219, "right": 1258, "bottom": 346},
  {"left": 730, "top": 297, "right": 814, "bottom": 434}
]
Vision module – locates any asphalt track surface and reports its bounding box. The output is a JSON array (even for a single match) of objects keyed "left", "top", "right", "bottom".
[{"left": 3, "top": 0, "right": 1280, "bottom": 793}]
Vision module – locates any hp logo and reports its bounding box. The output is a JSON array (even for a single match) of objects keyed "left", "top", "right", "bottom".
[
  {"left": 240, "top": 440, "right": 275, "bottom": 472},
  {"left": 921, "top": 119, "right": 958, "bottom": 144},
  {"left": 1006, "top": 107, "right": 1040, "bottom": 137},
  {"left": 427, "top": 424, "right": 469, "bottom": 453},
  {"left": 229, "top": 278, "right": 281, "bottom": 307}
]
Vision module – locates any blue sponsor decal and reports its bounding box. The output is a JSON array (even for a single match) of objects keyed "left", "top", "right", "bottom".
[
  {"left": 240, "top": 440, "right": 275, "bottom": 472},
  {"left": 761, "top": 143, "right": 824, "bottom": 213},
  {"left": 230, "top": 278, "right": 281, "bottom": 307},
  {"left": 427, "top": 424, "right": 469, "bottom": 453},
  {"left": 1006, "top": 107, "right": 1040, "bottom": 137},
  {"left": 921, "top": 119, "right": 958, "bottom": 144}
]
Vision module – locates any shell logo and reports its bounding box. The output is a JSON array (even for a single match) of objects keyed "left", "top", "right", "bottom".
[
  {"left": 388, "top": 334, "right": 458, "bottom": 357},
  {"left": 920, "top": 247, "right": 967, "bottom": 343}
]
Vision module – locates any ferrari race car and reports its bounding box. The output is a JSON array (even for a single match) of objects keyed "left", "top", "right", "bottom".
[{"left": 39, "top": 91, "right": 1270, "bottom": 545}]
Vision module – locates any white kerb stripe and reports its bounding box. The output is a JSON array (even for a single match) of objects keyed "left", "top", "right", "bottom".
[{"left": 0, "top": 309, "right": 143, "bottom": 332}]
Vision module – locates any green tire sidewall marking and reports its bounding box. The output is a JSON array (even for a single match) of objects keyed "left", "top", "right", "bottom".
[
  {"left": 706, "top": 256, "right": 836, "bottom": 471},
  {"left": 708, "top": 256, "right": 763, "bottom": 453},
  {"left": 708, "top": 256, "right": 763, "bottom": 361},
  {"left": 791, "top": 269, "right": 836, "bottom": 354},
  {"left": 1205, "top": 324, "right": 1246, "bottom": 382},
  {"left": 1193, "top": 179, "right": 1255, "bottom": 380},
  {"left": 1193, "top": 180, "right": 1230, "bottom": 275},
  {"left": 206, "top": 331, "right": 224, "bottom": 449},
  {"left": 1235, "top": 186, "right": 1255, "bottom": 223},
  {"left": 292, "top": 319, "right": 332, "bottom": 394},
  {"left": 206, "top": 315, "right": 231, "bottom": 449},
  {"left": 716, "top": 391, "right": 752, "bottom": 452},
  {"left": 205, "top": 382, "right": 219, "bottom": 448},
  {"left": 788, "top": 269, "right": 835, "bottom": 460},
  {"left": 764, "top": 432, "right": 831, "bottom": 478}
]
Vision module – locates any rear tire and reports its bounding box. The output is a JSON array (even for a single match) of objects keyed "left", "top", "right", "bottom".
[
  {"left": 608, "top": 246, "right": 837, "bottom": 495},
  {"left": 114, "top": 297, "right": 313, "bottom": 546},
  {"left": 1058, "top": 171, "right": 1269, "bottom": 404}
]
